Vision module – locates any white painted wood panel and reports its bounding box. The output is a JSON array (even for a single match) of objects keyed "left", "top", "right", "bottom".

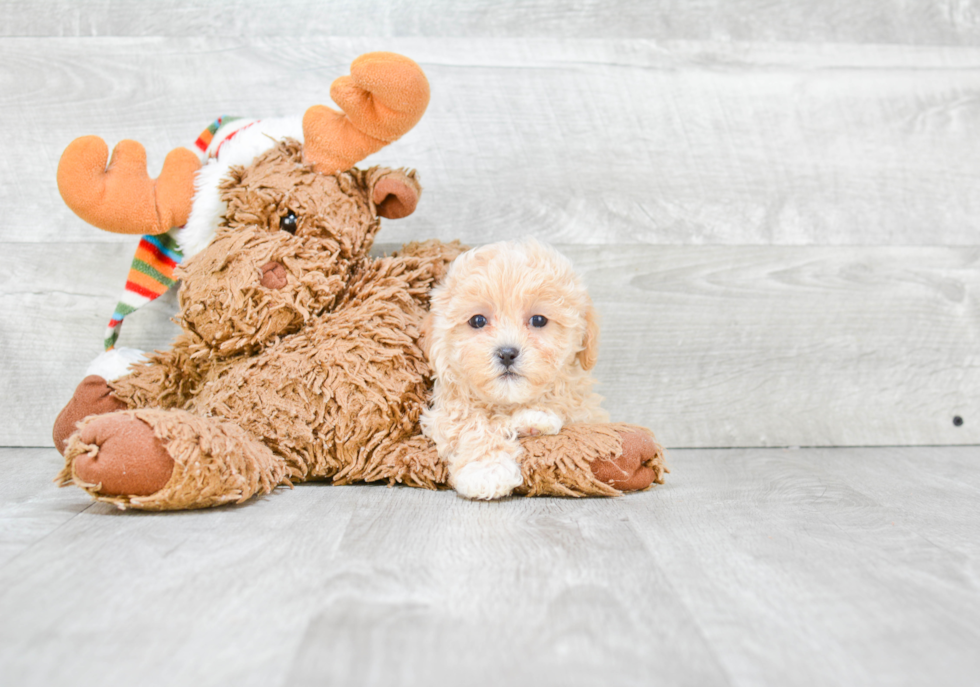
[
  {"left": 3, "top": 0, "right": 980, "bottom": 45},
  {"left": 2, "top": 38, "right": 979, "bottom": 247},
  {"left": 3, "top": 243, "right": 975, "bottom": 448},
  {"left": 1, "top": 446, "right": 978, "bottom": 687},
  {"left": 583, "top": 244, "right": 980, "bottom": 448}
]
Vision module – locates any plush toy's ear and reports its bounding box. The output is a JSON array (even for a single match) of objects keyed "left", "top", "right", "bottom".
[
  {"left": 576, "top": 301, "right": 600, "bottom": 371},
  {"left": 371, "top": 168, "right": 422, "bottom": 219}
]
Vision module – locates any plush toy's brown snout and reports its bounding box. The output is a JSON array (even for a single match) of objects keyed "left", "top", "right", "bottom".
[
  {"left": 260, "top": 261, "right": 288, "bottom": 289},
  {"left": 177, "top": 230, "right": 344, "bottom": 353}
]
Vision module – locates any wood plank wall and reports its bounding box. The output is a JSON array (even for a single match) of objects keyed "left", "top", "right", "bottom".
[{"left": 1, "top": 3, "right": 978, "bottom": 448}]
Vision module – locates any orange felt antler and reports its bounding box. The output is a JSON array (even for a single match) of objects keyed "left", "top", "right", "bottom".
[
  {"left": 303, "top": 52, "right": 430, "bottom": 175},
  {"left": 57, "top": 136, "right": 200, "bottom": 235}
]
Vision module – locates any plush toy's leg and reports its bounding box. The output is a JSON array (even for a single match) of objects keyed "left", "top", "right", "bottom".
[
  {"left": 52, "top": 375, "right": 128, "bottom": 455},
  {"left": 370, "top": 434, "right": 449, "bottom": 490},
  {"left": 377, "top": 423, "right": 666, "bottom": 497},
  {"left": 58, "top": 408, "right": 288, "bottom": 511}
]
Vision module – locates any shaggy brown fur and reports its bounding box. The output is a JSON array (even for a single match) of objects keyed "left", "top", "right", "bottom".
[{"left": 55, "top": 140, "right": 666, "bottom": 510}]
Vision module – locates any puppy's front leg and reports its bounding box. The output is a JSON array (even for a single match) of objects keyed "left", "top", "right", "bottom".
[
  {"left": 448, "top": 425, "right": 523, "bottom": 501},
  {"left": 510, "top": 408, "right": 563, "bottom": 438}
]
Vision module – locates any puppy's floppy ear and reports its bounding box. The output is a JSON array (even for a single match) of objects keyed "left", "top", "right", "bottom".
[
  {"left": 576, "top": 301, "right": 599, "bottom": 371},
  {"left": 419, "top": 312, "right": 433, "bottom": 359}
]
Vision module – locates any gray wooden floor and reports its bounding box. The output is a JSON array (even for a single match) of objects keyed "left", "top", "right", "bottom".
[{"left": 1, "top": 445, "right": 977, "bottom": 687}]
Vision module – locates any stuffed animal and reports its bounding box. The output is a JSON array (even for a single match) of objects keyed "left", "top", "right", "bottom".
[{"left": 51, "top": 52, "right": 666, "bottom": 510}]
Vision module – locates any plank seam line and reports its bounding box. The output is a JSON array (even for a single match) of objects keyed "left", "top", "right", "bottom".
[
  {"left": 0, "top": 501, "right": 98, "bottom": 575},
  {"left": 613, "top": 499, "right": 739, "bottom": 687}
]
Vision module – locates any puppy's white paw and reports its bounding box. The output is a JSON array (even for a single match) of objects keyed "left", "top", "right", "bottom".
[
  {"left": 511, "top": 409, "right": 564, "bottom": 437},
  {"left": 451, "top": 454, "right": 523, "bottom": 500}
]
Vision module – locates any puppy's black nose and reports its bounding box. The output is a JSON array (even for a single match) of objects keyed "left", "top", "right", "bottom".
[{"left": 497, "top": 346, "right": 520, "bottom": 368}]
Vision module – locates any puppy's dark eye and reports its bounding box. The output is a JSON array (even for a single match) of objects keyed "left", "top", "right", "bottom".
[
  {"left": 530, "top": 315, "right": 548, "bottom": 328},
  {"left": 468, "top": 314, "right": 487, "bottom": 329},
  {"left": 279, "top": 211, "right": 298, "bottom": 235}
]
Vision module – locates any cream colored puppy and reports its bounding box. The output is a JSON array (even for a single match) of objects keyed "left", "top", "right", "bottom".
[{"left": 421, "top": 239, "right": 609, "bottom": 500}]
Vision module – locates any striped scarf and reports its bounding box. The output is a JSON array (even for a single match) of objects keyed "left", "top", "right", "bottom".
[{"left": 104, "top": 116, "right": 244, "bottom": 350}]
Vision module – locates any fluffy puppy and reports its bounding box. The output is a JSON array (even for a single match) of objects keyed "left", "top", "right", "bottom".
[{"left": 421, "top": 239, "right": 609, "bottom": 500}]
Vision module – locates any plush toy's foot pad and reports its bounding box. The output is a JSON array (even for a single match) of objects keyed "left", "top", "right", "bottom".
[
  {"left": 70, "top": 413, "right": 175, "bottom": 496},
  {"left": 53, "top": 375, "right": 128, "bottom": 455},
  {"left": 590, "top": 430, "right": 666, "bottom": 492}
]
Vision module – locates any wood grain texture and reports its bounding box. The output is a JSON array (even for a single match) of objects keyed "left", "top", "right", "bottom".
[
  {"left": 0, "top": 448, "right": 91, "bottom": 570},
  {"left": 2, "top": 38, "right": 980, "bottom": 247},
  {"left": 1, "top": 446, "right": 978, "bottom": 687},
  {"left": 3, "top": 0, "right": 980, "bottom": 45},
  {"left": 580, "top": 244, "right": 980, "bottom": 448},
  {"left": 2, "top": 242, "right": 976, "bottom": 448},
  {"left": 627, "top": 446, "right": 980, "bottom": 687}
]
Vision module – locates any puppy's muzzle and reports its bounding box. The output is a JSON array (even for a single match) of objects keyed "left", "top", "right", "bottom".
[{"left": 496, "top": 346, "right": 520, "bottom": 369}]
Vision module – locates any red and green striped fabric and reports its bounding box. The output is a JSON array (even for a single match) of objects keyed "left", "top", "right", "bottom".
[{"left": 103, "top": 231, "right": 183, "bottom": 349}]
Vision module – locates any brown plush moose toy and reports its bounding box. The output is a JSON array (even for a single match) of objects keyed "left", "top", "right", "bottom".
[{"left": 52, "top": 51, "right": 665, "bottom": 510}]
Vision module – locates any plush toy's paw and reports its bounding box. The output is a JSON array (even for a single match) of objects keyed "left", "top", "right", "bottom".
[
  {"left": 53, "top": 375, "right": 128, "bottom": 455},
  {"left": 590, "top": 430, "right": 665, "bottom": 492},
  {"left": 67, "top": 413, "right": 175, "bottom": 496},
  {"left": 511, "top": 409, "right": 563, "bottom": 437},
  {"left": 451, "top": 453, "right": 524, "bottom": 500}
]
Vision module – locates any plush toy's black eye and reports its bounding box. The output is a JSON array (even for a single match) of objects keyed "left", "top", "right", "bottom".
[
  {"left": 279, "top": 211, "right": 298, "bottom": 235},
  {"left": 468, "top": 314, "right": 487, "bottom": 329},
  {"left": 530, "top": 315, "right": 548, "bottom": 328}
]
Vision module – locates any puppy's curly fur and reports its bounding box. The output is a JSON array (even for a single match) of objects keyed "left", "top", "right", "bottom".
[{"left": 421, "top": 239, "right": 609, "bottom": 499}]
